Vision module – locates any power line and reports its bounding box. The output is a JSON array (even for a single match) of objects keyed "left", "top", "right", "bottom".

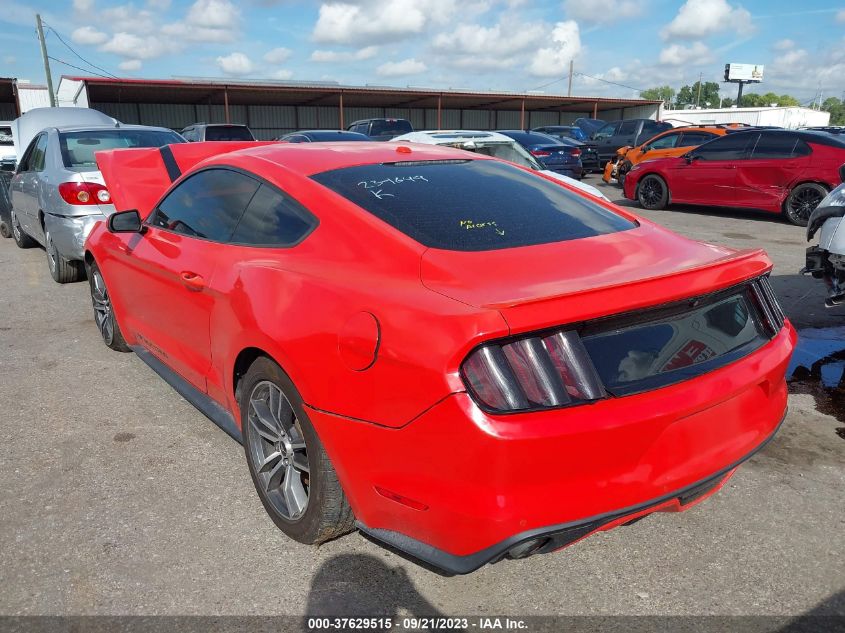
[
  {"left": 525, "top": 75, "right": 569, "bottom": 93},
  {"left": 47, "top": 56, "right": 116, "bottom": 80},
  {"left": 573, "top": 71, "right": 647, "bottom": 94},
  {"left": 42, "top": 22, "right": 119, "bottom": 79}
]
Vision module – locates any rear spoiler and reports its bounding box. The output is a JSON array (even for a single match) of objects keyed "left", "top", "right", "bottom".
[{"left": 95, "top": 141, "right": 276, "bottom": 217}]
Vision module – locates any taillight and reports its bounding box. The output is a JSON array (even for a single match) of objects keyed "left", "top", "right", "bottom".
[
  {"left": 530, "top": 149, "right": 551, "bottom": 157},
  {"left": 58, "top": 182, "right": 111, "bottom": 206},
  {"left": 462, "top": 330, "right": 606, "bottom": 413},
  {"left": 570, "top": 149, "right": 582, "bottom": 158},
  {"left": 750, "top": 276, "right": 785, "bottom": 335}
]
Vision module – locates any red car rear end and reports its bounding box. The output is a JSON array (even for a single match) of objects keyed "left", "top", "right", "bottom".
[{"left": 88, "top": 142, "right": 795, "bottom": 574}]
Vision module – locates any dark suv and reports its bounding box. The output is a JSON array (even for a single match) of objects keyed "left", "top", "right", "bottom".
[
  {"left": 586, "top": 119, "right": 672, "bottom": 166},
  {"left": 346, "top": 118, "right": 413, "bottom": 141},
  {"left": 180, "top": 123, "right": 255, "bottom": 142}
]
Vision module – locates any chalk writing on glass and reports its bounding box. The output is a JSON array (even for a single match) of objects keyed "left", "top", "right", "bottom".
[
  {"left": 357, "top": 175, "right": 429, "bottom": 198},
  {"left": 459, "top": 220, "right": 505, "bottom": 236}
]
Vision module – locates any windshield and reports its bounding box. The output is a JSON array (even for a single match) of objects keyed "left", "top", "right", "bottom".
[
  {"left": 59, "top": 129, "right": 184, "bottom": 171},
  {"left": 0, "top": 126, "right": 12, "bottom": 146},
  {"left": 311, "top": 159, "right": 636, "bottom": 252},
  {"left": 443, "top": 140, "right": 544, "bottom": 171},
  {"left": 205, "top": 126, "right": 254, "bottom": 141}
]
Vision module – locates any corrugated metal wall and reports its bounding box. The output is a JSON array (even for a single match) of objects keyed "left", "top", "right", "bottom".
[
  {"left": 89, "top": 101, "right": 660, "bottom": 137},
  {"left": 0, "top": 103, "right": 16, "bottom": 120}
]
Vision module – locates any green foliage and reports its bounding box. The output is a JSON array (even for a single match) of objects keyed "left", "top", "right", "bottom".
[
  {"left": 738, "top": 92, "right": 800, "bottom": 107},
  {"left": 821, "top": 97, "right": 845, "bottom": 125},
  {"left": 674, "top": 82, "right": 721, "bottom": 108},
  {"left": 640, "top": 85, "right": 675, "bottom": 106}
]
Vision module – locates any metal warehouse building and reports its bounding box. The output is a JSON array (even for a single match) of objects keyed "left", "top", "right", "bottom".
[
  {"left": 56, "top": 76, "right": 662, "bottom": 140},
  {"left": 0, "top": 78, "right": 20, "bottom": 120}
]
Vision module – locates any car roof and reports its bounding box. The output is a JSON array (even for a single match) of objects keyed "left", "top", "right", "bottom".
[
  {"left": 53, "top": 124, "right": 178, "bottom": 133},
  {"left": 392, "top": 130, "right": 514, "bottom": 144},
  {"left": 723, "top": 128, "right": 845, "bottom": 148},
  {"left": 203, "top": 141, "right": 494, "bottom": 177}
]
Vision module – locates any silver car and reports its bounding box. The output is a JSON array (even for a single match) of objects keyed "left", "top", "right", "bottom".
[{"left": 10, "top": 123, "right": 184, "bottom": 282}]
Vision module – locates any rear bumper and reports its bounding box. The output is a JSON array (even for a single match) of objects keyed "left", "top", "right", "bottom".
[
  {"left": 44, "top": 212, "right": 105, "bottom": 261},
  {"left": 544, "top": 164, "right": 583, "bottom": 178},
  {"left": 311, "top": 324, "right": 795, "bottom": 573}
]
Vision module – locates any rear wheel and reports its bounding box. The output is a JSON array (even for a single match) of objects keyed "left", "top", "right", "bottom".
[
  {"left": 88, "top": 260, "right": 131, "bottom": 352},
  {"left": 240, "top": 357, "right": 354, "bottom": 544},
  {"left": 46, "top": 229, "right": 85, "bottom": 283},
  {"left": 11, "top": 211, "right": 36, "bottom": 249},
  {"left": 784, "top": 182, "right": 828, "bottom": 227},
  {"left": 637, "top": 174, "right": 669, "bottom": 210}
]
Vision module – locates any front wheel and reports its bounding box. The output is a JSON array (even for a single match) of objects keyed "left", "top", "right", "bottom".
[
  {"left": 784, "top": 183, "right": 828, "bottom": 227},
  {"left": 11, "top": 211, "right": 36, "bottom": 249},
  {"left": 88, "top": 260, "right": 131, "bottom": 352},
  {"left": 637, "top": 174, "right": 669, "bottom": 210},
  {"left": 241, "top": 357, "right": 354, "bottom": 544}
]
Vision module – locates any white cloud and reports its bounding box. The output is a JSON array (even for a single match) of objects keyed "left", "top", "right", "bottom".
[
  {"left": 101, "top": 5, "right": 157, "bottom": 34},
  {"left": 186, "top": 0, "right": 240, "bottom": 28},
  {"left": 100, "top": 33, "right": 176, "bottom": 59},
  {"left": 376, "top": 58, "right": 427, "bottom": 76},
  {"left": 658, "top": 41, "right": 713, "bottom": 66},
  {"left": 773, "top": 38, "right": 794, "bottom": 51},
  {"left": 264, "top": 47, "right": 292, "bottom": 64},
  {"left": 71, "top": 26, "right": 109, "bottom": 46},
  {"left": 662, "top": 0, "right": 753, "bottom": 40},
  {"left": 160, "top": 22, "right": 237, "bottom": 43},
  {"left": 3, "top": 56, "right": 16, "bottom": 65},
  {"left": 147, "top": 0, "right": 171, "bottom": 8},
  {"left": 433, "top": 22, "right": 544, "bottom": 57},
  {"left": 118, "top": 59, "right": 142, "bottom": 71},
  {"left": 563, "top": 0, "right": 641, "bottom": 23},
  {"left": 216, "top": 52, "right": 254, "bottom": 75},
  {"left": 310, "top": 46, "right": 379, "bottom": 62},
  {"left": 270, "top": 69, "right": 294, "bottom": 80},
  {"left": 73, "top": 0, "right": 94, "bottom": 12},
  {"left": 313, "top": 0, "right": 456, "bottom": 45},
  {"left": 528, "top": 20, "right": 581, "bottom": 76}
]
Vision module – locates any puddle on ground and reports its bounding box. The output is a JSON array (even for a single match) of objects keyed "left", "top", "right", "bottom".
[{"left": 788, "top": 326, "right": 845, "bottom": 428}]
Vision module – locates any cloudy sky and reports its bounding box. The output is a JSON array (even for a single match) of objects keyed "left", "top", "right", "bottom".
[{"left": 1, "top": 0, "right": 843, "bottom": 102}]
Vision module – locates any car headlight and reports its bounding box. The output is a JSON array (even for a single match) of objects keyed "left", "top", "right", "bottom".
[{"left": 819, "top": 183, "right": 845, "bottom": 209}]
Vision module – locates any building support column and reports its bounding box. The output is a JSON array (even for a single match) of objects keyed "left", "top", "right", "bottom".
[
  {"left": 339, "top": 91, "right": 344, "bottom": 129},
  {"left": 437, "top": 94, "right": 442, "bottom": 130},
  {"left": 224, "top": 87, "right": 230, "bottom": 123},
  {"left": 520, "top": 98, "right": 525, "bottom": 129},
  {"left": 593, "top": 102, "right": 598, "bottom": 119}
]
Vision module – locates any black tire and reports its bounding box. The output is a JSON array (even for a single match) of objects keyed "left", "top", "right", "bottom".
[
  {"left": 11, "top": 210, "right": 37, "bottom": 249},
  {"left": 240, "top": 357, "right": 354, "bottom": 545},
  {"left": 637, "top": 174, "right": 669, "bottom": 210},
  {"left": 618, "top": 160, "right": 632, "bottom": 189},
  {"left": 783, "top": 182, "right": 828, "bottom": 227},
  {"left": 87, "top": 260, "right": 131, "bottom": 352},
  {"left": 46, "top": 228, "right": 85, "bottom": 283}
]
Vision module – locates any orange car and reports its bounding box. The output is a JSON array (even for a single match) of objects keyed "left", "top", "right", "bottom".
[{"left": 603, "top": 125, "right": 738, "bottom": 186}]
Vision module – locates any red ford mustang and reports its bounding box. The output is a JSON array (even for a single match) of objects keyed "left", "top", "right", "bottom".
[
  {"left": 87, "top": 141, "right": 795, "bottom": 574},
  {"left": 623, "top": 129, "right": 845, "bottom": 226}
]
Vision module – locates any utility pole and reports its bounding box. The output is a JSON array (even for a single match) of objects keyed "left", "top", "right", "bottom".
[
  {"left": 36, "top": 14, "right": 56, "bottom": 107},
  {"left": 695, "top": 72, "right": 702, "bottom": 108},
  {"left": 567, "top": 60, "right": 573, "bottom": 97}
]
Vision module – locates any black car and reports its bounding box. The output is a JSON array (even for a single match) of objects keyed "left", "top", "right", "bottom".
[
  {"left": 276, "top": 130, "right": 370, "bottom": 142},
  {"left": 346, "top": 118, "right": 413, "bottom": 141},
  {"left": 180, "top": 123, "right": 255, "bottom": 142},
  {"left": 498, "top": 130, "right": 584, "bottom": 179},
  {"left": 586, "top": 119, "right": 672, "bottom": 166}
]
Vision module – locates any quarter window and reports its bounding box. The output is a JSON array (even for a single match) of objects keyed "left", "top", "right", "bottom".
[
  {"left": 750, "top": 133, "right": 811, "bottom": 159},
  {"left": 29, "top": 134, "right": 49, "bottom": 172},
  {"left": 230, "top": 184, "right": 317, "bottom": 246},
  {"left": 148, "top": 168, "right": 259, "bottom": 241}
]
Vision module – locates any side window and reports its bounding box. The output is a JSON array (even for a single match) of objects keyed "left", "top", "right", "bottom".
[
  {"left": 694, "top": 134, "right": 756, "bottom": 161},
  {"left": 678, "top": 132, "right": 716, "bottom": 147},
  {"left": 750, "top": 134, "right": 808, "bottom": 159},
  {"left": 29, "top": 134, "right": 49, "bottom": 172},
  {"left": 618, "top": 120, "right": 639, "bottom": 136},
  {"left": 230, "top": 184, "right": 317, "bottom": 247},
  {"left": 593, "top": 122, "right": 620, "bottom": 140},
  {"left": 645, "top": 133, "right": 681, "bottom": 150},
  {"left": 148, "top": 168, "right": 260, "bottom": 241},
  {"left": 641, "top": 121, "right": 664, "bottom": 138}
]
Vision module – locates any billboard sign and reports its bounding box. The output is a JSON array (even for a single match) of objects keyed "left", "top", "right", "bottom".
[{"left": 724, "top": 63, "right": 764, "bottom": 82}]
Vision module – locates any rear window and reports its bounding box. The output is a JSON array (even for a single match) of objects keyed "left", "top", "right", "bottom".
[
  {"left": 59, "top": 129, "right": 184, "bottom": 170},
  {"left": 369, "top": 120, "right": 412, "bottom": 136},
  {"left": 311, "top": 159, "right": 636, "bottom": 251},
  {"left": 205, "top": 125, "right": 254, "bottom": 141}
]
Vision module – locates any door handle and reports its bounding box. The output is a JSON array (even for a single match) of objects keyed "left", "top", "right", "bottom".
[{"left": 180, "top": 271, "right": 205, "bottom": 291}]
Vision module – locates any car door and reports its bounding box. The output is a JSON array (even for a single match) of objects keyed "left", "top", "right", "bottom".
[
  {"left": 11, "top": 133, "right": 47, "bottom": 238},
  {"left": 107, "top": 168, "right": 260, "bottom": 391},
  {"left": 666, "top": 133, "right": 756, "bottom": 206},
  {"left": 734, "top": 132, "right": 810, "bottom": 209},
  {"left": 637, "top": 131, "right": 682, "bottom": 163}
]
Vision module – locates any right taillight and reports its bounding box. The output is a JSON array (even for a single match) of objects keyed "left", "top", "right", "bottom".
[
  {"left": 58, "top": 181, "right": 110, "bottom": 206},
  {"left": 530, "top": 149, "right": 551, "bottom": 157},
  {"left": 462, "top": 330, "right": 606, "bottom": 413}
]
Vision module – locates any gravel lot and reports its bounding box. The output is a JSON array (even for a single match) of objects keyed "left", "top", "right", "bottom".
[{"left": 0, "top": 175, "right": 842, "bottom": 623}]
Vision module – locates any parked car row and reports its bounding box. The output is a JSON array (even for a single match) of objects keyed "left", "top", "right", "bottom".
[{"left": 0, "top": 105, "right": 796, "bottom": 575}]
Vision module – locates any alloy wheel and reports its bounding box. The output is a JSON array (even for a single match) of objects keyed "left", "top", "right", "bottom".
[
  {"left": 90, "top": 269, "right": 114, "bottom": 345},
  {"left": 246, "top": 380, "right": 310, "bottom": 520},
  {"left": 640, "top": 178, "right": 663, "bottom": 206},
  {"left": 788, "top": 187, "right": 825, "bottom": 223}
]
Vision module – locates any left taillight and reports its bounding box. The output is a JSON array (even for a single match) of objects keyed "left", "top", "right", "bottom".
[
  {"left": 58, "top": 182, "right": 111, "bottom": 206},
  {"left": 569, "top": 148, "right": 582, "bottom": 158},
  {"left": 461, "top": 330, "right": 606, "bottom": 413},
  {"left": 530, "top": 149, "right": 551, "bottom": 157}
]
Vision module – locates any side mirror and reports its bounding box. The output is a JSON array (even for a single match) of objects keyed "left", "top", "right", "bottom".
[
  {"left": 685, "top": 154, "right": 699, "bottom": 164},
  {"left": 108, "top": 209, "right": 144, "bottom": 233},
  {"left": 839, "top": 163, "right": 845, "bottom": 183},
  {"left": 641, "top": 146, "right": 649, "bottom": 154}
]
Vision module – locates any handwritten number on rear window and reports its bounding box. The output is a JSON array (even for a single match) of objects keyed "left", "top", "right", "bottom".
[{"left": 358, "top": 175, "right": 429, "bottom": 199}]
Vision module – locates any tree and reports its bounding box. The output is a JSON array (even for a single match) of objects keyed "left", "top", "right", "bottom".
[
  {"left": 738, "top": 92, "right": 800, "bottom": 107},
  {"left": 721, "top": 97, "right": 735, "bottom": 108},
  {"left": 674, "top": 81, "right": 721, "bottom": 108},
  {"left": 821, "top": 97, "right": 845, "bottom": 125},
  {"left": 640, "top": 85, "right": 675, "bottom": 107}
]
